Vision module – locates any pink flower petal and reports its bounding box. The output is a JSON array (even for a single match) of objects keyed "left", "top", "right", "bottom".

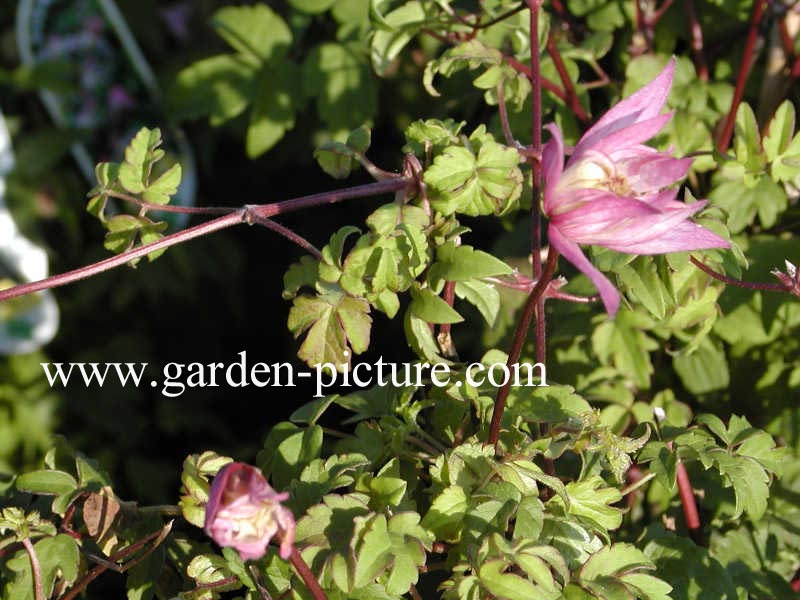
[
  {"left": 555, "top": 197, "right": 704, "bottom": 246},
  {"left": 542, "top": 124, "right": 565, "bottom": 215},
  {"left": 574, "top": 113, "right": 673, "bottom": 160},
  {"left": 578, "top": 58, "right": 675, "bottom": 152},
  {"left": 614, "top": 149, "right": 692, "bottom": 193},
  {"left": 604, "top": 221, "right": 730, "bottom": 254},
  {"left": 549, "top": 224, "right": 620, "bottom": 316}
]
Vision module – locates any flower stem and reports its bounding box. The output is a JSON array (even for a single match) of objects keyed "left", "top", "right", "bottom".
[
  {"left": 249, "top": 216, "right": 323, "bottom": 260},
  {"left": 690, "top": 257, "right": 788, "bottom": 293},
  {"left": 107, "top": 190, "right": 237, "bottom": 215},
  {"left": 0, "top": 179, "right": 409, "bottom": 304},
  {"left": 545, "top": 34, "right": 590, "bottom": 124},
  {"left": 289, "top": 547, "right": 327, "bottom": 600},
  {"left": 22, "top": 538, "right": 44, "bottom": 600},
  {"left": 676, "top": 461, "right": 704, "bottom": 545},
  {"left": 503, "top": 56, "right": 570, "bottom": 103},
  {"left": 487, "top": 247, "right": 559, "bottom": 449},
  {"left": 716, "top": 0, "right": 767, "bottom": 152}
]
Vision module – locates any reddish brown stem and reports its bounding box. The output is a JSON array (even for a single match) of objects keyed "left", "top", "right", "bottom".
[
  {"left": 690, "top": 257, "right": 788, "bottom": 293},
  {"left": 646, "top": 0, "right": 675, "bottom": 27},
  {"left": 60, "top": 526, "right": 167, "bottom": 600},
  {"left": 676, "top": 461, "right": 704, "bottom": 545},
  {"left": 0, "top": 179, "right": 409, "bottom": 304},
  {"left": 487, "top": 247, "right": 559, "bottom": 449},
  {"left": 438, "top": 280, "right": 457, "bottom": 338},
  {"left": 685, "top": 0, "right": 709, "bottom": 81},
  {"left": 289, "top": 547, "right": 327, "bottom": 600},
  {"left": 22, "top": 538, "right": 44, "bottom": 600},
  {"left": 503, "top": 56, "right": 569, "bottom": 101},
  {"left": 545, "top": 34, "right": 590, "bottom": 123},
  {"left": 716, "top": 0, "right": 767, "bottom": 152},
  {"left": 249, "top": 215, "right": 323, "bottom": 260},
  {"left": 497, "top": 84, "right": 522, "bottom": 148},
  {"left": 107, "top": 190, "right": 236, "bottom": 215}
]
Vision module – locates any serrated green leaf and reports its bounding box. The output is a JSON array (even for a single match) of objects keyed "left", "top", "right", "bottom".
[
  {"left": 763, "top": 100, "right": 796, "bottom": 161},
  {"left": 424, "top": 139, "right": 522, "bottom": 216},
  {"left": 408, "top": 285, "right": 463, "bottom": 324},
  {"left": 288, "top": 293, "right": 371, "bottom": 369},
  {"left": 421, "top": 485, "right": 468, "bottom": 540},
  {"left": 141, "top": 163, "right": 181, "bottom": 206},
  {"left": 428, "top": 243, "right": 513, "bottom": 285},
  {"left": 118, "top": 128, "right": 162, "bottom": 194}
]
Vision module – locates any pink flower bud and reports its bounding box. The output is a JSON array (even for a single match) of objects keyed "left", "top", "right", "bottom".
[
  {"left": 542, "top": 58, "right": 730, "bottom": 316},
  {"left": 771, "top": 260, "right": 800, "bottom": 298},
  {"left": 204, "top": 463, "right": 296, "bottom": 561}
]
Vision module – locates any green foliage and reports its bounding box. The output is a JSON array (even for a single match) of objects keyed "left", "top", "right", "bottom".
[{"left": 5, "top": 1, "right": 800, "bottom": 599}]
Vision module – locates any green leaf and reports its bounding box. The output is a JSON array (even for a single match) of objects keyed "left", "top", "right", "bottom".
[
  {"left": 187, "top": 554, "right": 241, "bottom": 593},
  {"left": 733, "top": 102, "right": 765, "bottom": 174},
  {"left": 5, "top": 535, "right": 80, "bottom": 598},
  {"left": 421, "top": 485, "right": 468, "bottom": 541},
  {"left": 118, "top": 128, "right": 163, "bottom": 194},
  {"left": 408, "top": 285, "right": 463, "bottom": 324},
  {"left": 260, "top": 423, "right": 324, "bottom": 490},
  {"left": 424, "top": 138, "right": 523, "bottom": 216},
  {"left": 479, "top": 560, "right": 542, "bottom": 600},
  {"left": 763, "top": 100, "right": 795, "bottom": 161},
  {"left": 353, "top": 514, "right": 392, "bottom": 588},
  {"left": 579, "top": 544, "right": 671, "bottom": 600},
  {"left": 713, "top": 453, "right": 770, "bottom": 520},
  {"left": 15, "top": 470, "right": 77, "bottom": 496},
  {"left": 288, "top": 292, "right": 372, "bottom": 369},
  {"left": 247, "top": 61, "right": 301, "bottom": 158},
  {"left": 507, "top": 384, "right": 591, "bottom": 423},
  {"left": 404, "top": 310, "right": 451, "bottom": 364},
  {"left": 403, "top": 118, "right": 466, "bottom": 156},
  {"left": 454, "top": 280, "right": 500, "bottom": 325},
  {"left": 428, "top": 242, "right": 513, "bottom": 285},
  {"left": 141, "top": 163, "right": 182, "bottom": 206},
  {"left": 673, "top": 337, "right": 730, "bottom": 395},
  {"left": 710, "top": 174, "right": 787, "bottom": 232},
  {"left": 211, "top": 5, "right": 292, "bottom": 61},
  {"left": 550, "top": 476, "right": 623, "bottom": 532},
  {"left": 168, "top": 54, "right": 257, "bottom": 125},
  {"left": 644, "top": 530, "right": 738, "bottom": 600},
  {"left": 365, "top": 203, "right": 429, "bottom": 236},
  {"left": 423, "top": 39, "right": 502, "bottom": 97},
  {"left": 592, "top": 311, "right": 658, "bottom": 390},
  {"left": 370, "top": 1, "right": 427, "bottom": 75},
  {"left": 304, "top": 43, "right": 377, "bottom": 130}
]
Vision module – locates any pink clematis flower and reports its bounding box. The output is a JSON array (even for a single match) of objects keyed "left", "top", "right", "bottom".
[
  {"left": 542, "top": 58, "right": 729, "bottom": 316},
  {"left": 204, "top": 462, "right": 296, "bottom": 561}
]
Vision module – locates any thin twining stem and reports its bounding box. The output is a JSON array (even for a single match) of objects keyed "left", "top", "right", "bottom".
[
  {"left": 690, "top": 257, "right": 788, "bottom": 293},
  {"left": 716, "top": 0, "right": 767, "bottom": 152},
  {"left": 487, "top": 246, "right": 559, "bottom": 450},
  {"left": 107, "top": 190, "right": 237, "bottom": 215},
  {"left": 0, "top": 178, "right": 411, "bottom": 304},
  {"left": 249, "top": 215, "right": 323, "bottom": 260},
  {"left": 22, "top": 539, "right": 44, "bottom": 600},
  {"left": 289, "top": 546, "right": 327, "bottom": 600}
]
